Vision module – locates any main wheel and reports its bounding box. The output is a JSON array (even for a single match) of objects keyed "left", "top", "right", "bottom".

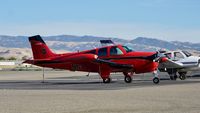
[
  {"left": 124, "top": 76, "right": 132, "bottom": 83},
  {"left": 178, "top": 72, "right": 187, "bottom": 80},
  {"left": 153, "top": 77, "right": 160, "bottom": 84},
  {"left": 179, "top": 75, "right": 186, "bottom": 80},
  {"left": 103, "top": 78, "right": 111, "bottom": 83}
]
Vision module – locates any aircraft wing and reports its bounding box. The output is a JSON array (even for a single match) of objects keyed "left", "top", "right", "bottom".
[
  {"left": 159, "top": 59, "right": 183, "bottom": 68},
  {"left": 95, "top": 59, "right": 133, "bottom": 69}
]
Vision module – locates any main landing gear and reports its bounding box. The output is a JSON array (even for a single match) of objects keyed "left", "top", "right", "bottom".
[
  {"left": 123, "top": 72, "right": 133, "bottom": 83},
  {"left": 167, "top": 69, "right": 178, "bottom": 80},
  {"left": 167, "top": 69, "right": 187, "bottom": 80},
  {"left": 178, "top": 72, "right": 187, "bottom": 80},
  {"left": 103, "top": 78, "right": 111, "bottom": 83}
]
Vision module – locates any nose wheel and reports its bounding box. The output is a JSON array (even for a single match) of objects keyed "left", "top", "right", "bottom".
[{"left": 153, "top": 77, "right": 160, "bottom": 84}]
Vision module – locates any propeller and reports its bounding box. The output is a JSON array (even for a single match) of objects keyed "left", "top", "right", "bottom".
[{"left": 147, "top": 51, "right": 168, "bottom": 63}]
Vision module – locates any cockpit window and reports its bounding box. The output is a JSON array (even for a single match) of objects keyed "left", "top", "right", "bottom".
[
  {"left": 182, "top": 51, "right": 192, "bottom": 57},
  {"left": 122, "top": 46, "right": 133, "bottom": 53},
  {"left": 110, "top": 47, "right": 123, "bottom": 55},
  {"left": 98, "top": 48, "right": 108, "bottom": 57}
]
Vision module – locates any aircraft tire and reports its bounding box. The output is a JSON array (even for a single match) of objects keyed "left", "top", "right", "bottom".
[
  {"left": 178, "top": 72, "right": 187, "bottom": 80},
  {"left": 103, "top": 78, "right": 111, "bottom": 83},
  {"left": 179, "top": 74, "right": 186, "bottom": 80},
  {"left": 153, "top": 77, "right": 160, "bottom": 84},
  {"left": 124, "top": 76, "right": 132, "bottom": 83}
]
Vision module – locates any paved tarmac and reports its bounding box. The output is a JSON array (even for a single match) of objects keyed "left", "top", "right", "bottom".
[{"left": 0, "top": 71, "right": 200, "bottom": 113}]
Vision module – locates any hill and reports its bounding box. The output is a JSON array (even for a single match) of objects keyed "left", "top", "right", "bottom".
[{"left": 0, "top": 35, "right": 200, "bottom": 59}]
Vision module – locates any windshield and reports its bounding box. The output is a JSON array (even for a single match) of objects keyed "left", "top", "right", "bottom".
[
  {"left": 182, "top": 51, "right": 192, "bottom": 57},
  {"left": 122, "top": 46, "right": 133, "bottom": 53}
]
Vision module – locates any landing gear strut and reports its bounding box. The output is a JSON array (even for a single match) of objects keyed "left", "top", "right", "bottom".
[
  {"left": 167, "top": 69, "right": 177, "bottom": 80},
  {"left": 169, "top": 74, "right": 178, "bottom": 80},
  {"left": 153, "top": 70, "right": 160, "bottom": 84}
]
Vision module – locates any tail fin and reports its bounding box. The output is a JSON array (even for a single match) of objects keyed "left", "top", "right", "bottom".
[{"left": 29, "top": 35, "right": 55, "bottom": 59}]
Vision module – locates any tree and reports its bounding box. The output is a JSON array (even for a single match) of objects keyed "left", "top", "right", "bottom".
[
  {"left": 0, "top": 57, "right": 6, "bottom": 60},
  {"left": 7, "top": 56, "right": 17, "bottom": 61},
  {"left": 22, "top": 56, "right": 28, "bottom": 60}
]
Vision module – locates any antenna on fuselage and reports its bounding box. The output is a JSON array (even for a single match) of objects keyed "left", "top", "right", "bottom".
[{"left": 100, "top": 40, "right": 115, "bottom": 46}]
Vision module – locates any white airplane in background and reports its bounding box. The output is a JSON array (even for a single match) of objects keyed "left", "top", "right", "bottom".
[{"left": 158, "top": 50, "right": 200, "bottom": 80}]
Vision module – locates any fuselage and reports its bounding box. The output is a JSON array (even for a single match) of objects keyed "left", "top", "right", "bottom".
[
  {"left": 159, "top": 50, "right": 200, "bottom": 72},
  {"left": 33, "top": 44, "right": 158, "bottom": 74}
]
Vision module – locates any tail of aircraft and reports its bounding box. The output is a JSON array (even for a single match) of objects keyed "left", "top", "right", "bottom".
[{"left": 29, "top": 35, "right": 55, "bottom": 59}]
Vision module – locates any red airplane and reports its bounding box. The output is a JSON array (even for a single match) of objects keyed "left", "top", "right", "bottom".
[{"left": 24, "top": 35, "right": 167, "bottom": 84}]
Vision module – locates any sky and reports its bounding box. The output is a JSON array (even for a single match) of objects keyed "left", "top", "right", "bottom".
[{"left": 0, "top": 0, "right": 200, "bottom": 42}]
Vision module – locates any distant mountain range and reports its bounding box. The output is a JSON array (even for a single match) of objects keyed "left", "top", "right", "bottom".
[{"left": 0, "top": 35, "right": 200, "bottom": 59}]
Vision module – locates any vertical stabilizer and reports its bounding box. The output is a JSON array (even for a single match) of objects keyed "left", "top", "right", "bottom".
[{"left": 29, "top": 35, "right": 55, "bottom": 59}]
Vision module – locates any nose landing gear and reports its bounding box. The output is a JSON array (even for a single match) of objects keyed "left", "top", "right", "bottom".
[{"left": 153, "top": 70, "right": 160, "bottom": 84}]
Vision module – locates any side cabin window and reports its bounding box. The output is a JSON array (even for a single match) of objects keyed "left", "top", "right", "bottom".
[
  {"left": 110, "top": 47, "right": 123, "bottom": 55},
  {"left": 85, "top": 50, "right": 96, "bottom": 54},
  {"left": 182, "top": 51, "right": 192, "bottom": 57},
  {"left": 98, "top": 48, "right": 108, "bottom": 57},
  {"left": 174, "top": 52, "right": 184, "bottom": 60}
]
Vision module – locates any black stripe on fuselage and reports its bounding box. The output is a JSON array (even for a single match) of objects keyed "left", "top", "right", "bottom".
[
  {"left": 102, "top": 56, "right": 154, "bottom": 60},
  {"left": 181, "top": 62, "right": 198, "bottom": 64}
]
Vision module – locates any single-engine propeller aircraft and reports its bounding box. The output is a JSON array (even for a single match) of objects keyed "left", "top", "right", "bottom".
[
  {"left": 158, "top": 50, "right": 200, "bottom": 80},
  {"left": 24, "top": 35, "right": 168, "bottom": 84}
]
